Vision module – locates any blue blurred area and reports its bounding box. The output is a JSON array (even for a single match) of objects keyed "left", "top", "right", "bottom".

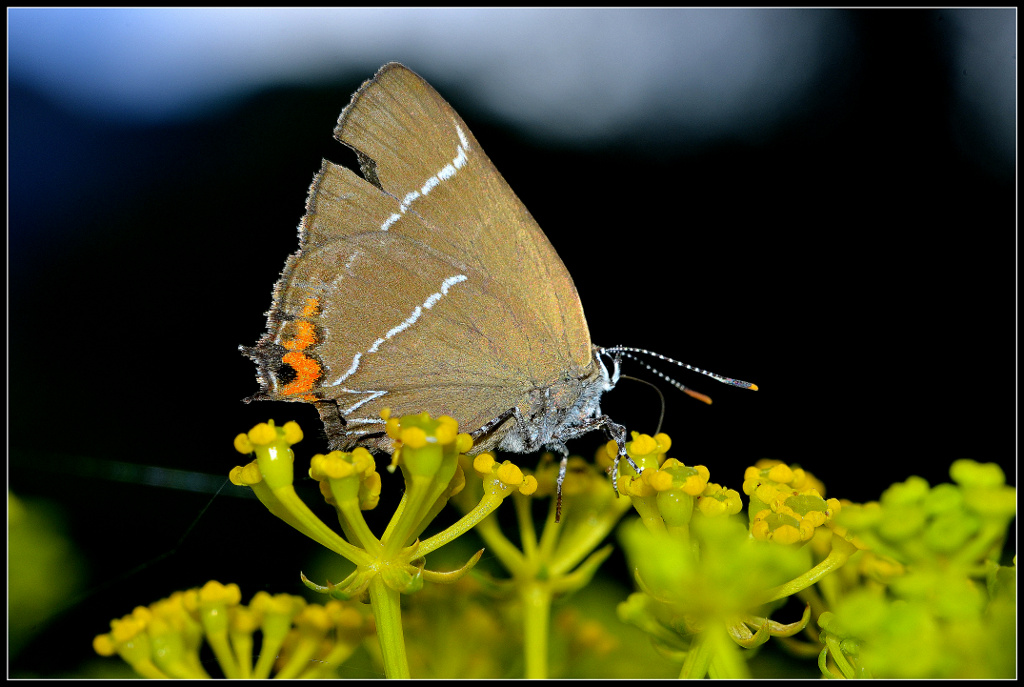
[
  {"left": 8, "top": 9, "right": 845, "bottom": 136},
  {"left": 9, "top": 9, "right": 1012, "bottom": 158}
]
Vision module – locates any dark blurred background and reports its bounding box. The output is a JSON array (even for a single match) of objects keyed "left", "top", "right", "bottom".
[{"left": 9, "top": 8, "right": 1015, "bottom": 677}]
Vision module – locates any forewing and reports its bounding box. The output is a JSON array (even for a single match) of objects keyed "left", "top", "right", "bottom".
[{"left": 329, "top": 63, "right": 593, "bottom": 372}]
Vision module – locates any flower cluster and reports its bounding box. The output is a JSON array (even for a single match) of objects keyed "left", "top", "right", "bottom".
[
  {"left": 614, "top": 437, "right": 812, "bottom": 678},
  {"left": 396, "top": 558, "right": 635, "bottom": 679},
  {"left": 229, "top": 414, "right": 537, "bottom": 678},
  {"left": 743, "top": 459, "right": 841, "bottom": 545},
  {"left": 445, "top": 447, "right": 635, "bottom": 678},
  {"left": 80, "top": 412, "right": 1014, "bottom": 679},
  {"left": 609, "top": 432, "right": 744, "bottom": 536},
  {"left": 817, "top": 460, "right": 1016, "bottom": 678},
  {"left": 92, "top": 581, "right": 373, "bottom": 678}
]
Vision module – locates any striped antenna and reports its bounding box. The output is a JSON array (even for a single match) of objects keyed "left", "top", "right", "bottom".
[{"left": 602, "top": 346, "right": 758, "bottom": 405}]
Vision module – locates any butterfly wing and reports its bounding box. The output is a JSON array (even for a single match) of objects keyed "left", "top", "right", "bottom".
[
  {"left": 330, "top": 63, "right": 593, "bottom": 374},
  {"left": 245, "top": 63, "right": 594, "bottom": 450}
]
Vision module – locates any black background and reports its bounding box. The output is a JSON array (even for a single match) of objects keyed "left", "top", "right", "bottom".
[{"left": 9, "top": 10, "right": 1014, "bottom": 677}]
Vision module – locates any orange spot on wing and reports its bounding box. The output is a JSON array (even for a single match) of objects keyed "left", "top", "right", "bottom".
[
  {"left": 282, "top": 321, "right": 317, "bottom": 351},
  {"left": 300, "top": 297, "right": 321, "bottom": 318},
  {"left": 281, "top": 351, "right": 322, "bottom": 395}
]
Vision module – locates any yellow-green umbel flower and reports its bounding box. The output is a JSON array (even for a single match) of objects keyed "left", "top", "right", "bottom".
[
  {"left": 735, "top": 460, "right": 869, "bottom": 610},
  {"left": 614, "top": 450, "right": 863, "bottom": 677},
  {"left": 606, "top": 431, "right": 744, "bottom": 558},
  {"left": 231, "top": 414, "right": 538, "bottom": 678},
  {"left": 819, "top": 460, "right": 1017, "bottom": 678},
  {"left": 618, "top": 515, "right": 808, "bottom": 678},
  {"left": 837, "top": 461, "right": 1016, "bottom": 567},
  {"left": 92, "top": 582, "right": 373, "bottom": 678},
  {"left": 603, "top": 431, "right": 742, "bottom": 536},
  {"left": 445, "top": 447, "right": 633, "bottom": 678},
  {"left": 743, "top": 460, "right": 841, "bottom": 545}
]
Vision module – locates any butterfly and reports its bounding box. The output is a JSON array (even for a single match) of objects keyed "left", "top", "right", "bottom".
[{"left": 242, "top": 63, "right": 755, "bottom": 517}]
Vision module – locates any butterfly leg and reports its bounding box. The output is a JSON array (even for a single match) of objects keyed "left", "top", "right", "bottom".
[
  {"left": 553, "top": 446, "right": 570, "bottom": 523},
  {"left": 597, "top": 416, "right": 642, "bottom": 497},
  {"left": 469, "top": 406, "right": 519, "bottom": 446},
  {"left": 552, "top": 414, "right": 642, "bottom": 496}
]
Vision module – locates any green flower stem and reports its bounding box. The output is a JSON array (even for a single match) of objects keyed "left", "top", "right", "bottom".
[
  {"left": 248, "top": 479, "right": 313, "bottom": 536},
  {"left": 298, "top": 642, "right": 360, "bottom": 679},
  {"left": 251, "top": 480, "right": 371, "bottom": 564},
  {"left": 333, "top": 508, "right": 366, "bottom": 552},
  {"left": 521, "top": 581, "right": 552, "bottom": 679},
  {"left": 760, "top": 535, "right": 857, "bottom": 604},
  {"left": 631, "top": 497, "right": 667, "bottom": 532},
  {"left": 415, "top": 473, "right": 458, "bottom": 531},
  {"left": 679, "top": 625, "right": 714, "bottom": 678},
  {"left": 336, "top": 497, "right": 381, "bottom": 551},
  {"left": 252, "top": 627, "right": 285, "bottom": 678},
  {"left": 151, "top": 635, "right": 203, "bottom": 678},
  {"left": 380, "top": 487, "right": 409, "bottom": 543},
  {"left": 513, "top": 492, "right": 539, "bottom": 559},
  {"left": 536, "top": 498, "right": 560, "bottom": 560},
  {"left": 549, "top": 546, "right": 613, "bottom": 594},
  {"left": 274, "top": 633, "right": 320, "bottom": 679},
  {"left": 368, "top": 574, "right": 410, "bottom": 679},
  {"left": 676, "top": 623, "right": 750, "bottom": 679},
  {"left": 812, "top": 554, "right": 845, "bottom": 607},
  {"left": 203, "top": 629, "right": 239, "bottom": 678},
  {"left": 400, "top": 479, "right": 453, "bottom": 547},
  {"left": 383, "top": 475, "right": 435, "bottom": 556},
  {"left": 416, "top": 495, "right": 507, "bottom": 558},
  {"left": 128, "top": 660, "right": 167, "bottom": 679},
  {"left": 548, "top": 499, "right": 632, "bottom": 576},
  {"left": 407, "top": 486, "right": 459, "bottom": 544},
  {"left": 823, "top": 633, "right": 856, "bottom": 678},
  {"left": 817, "top": 645, "right": 836, "bottom": 678},
  {"left": 707, "top": 622, "right": 750, "bottom": 679},
  {"left": 229, "top": 630, "right": 254, "bottom": 679},
  {"left": 470, "top": 508, "right": 527, "bottom": 572}
]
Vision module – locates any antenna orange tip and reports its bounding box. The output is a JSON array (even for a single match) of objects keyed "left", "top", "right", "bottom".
[
  {"left": 749, "top": 384, "right": 759, "bottom": 391},
  {"left": 684, "top": 388, "right": 714, "bottom": 405}
]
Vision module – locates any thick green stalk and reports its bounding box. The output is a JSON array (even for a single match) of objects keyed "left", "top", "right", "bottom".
[
  {"left": 520, "top": 581, "right": 552, "bottom": 679},
  {"left": 368, "top": 575, "right": 410, "bottom": 678}
]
